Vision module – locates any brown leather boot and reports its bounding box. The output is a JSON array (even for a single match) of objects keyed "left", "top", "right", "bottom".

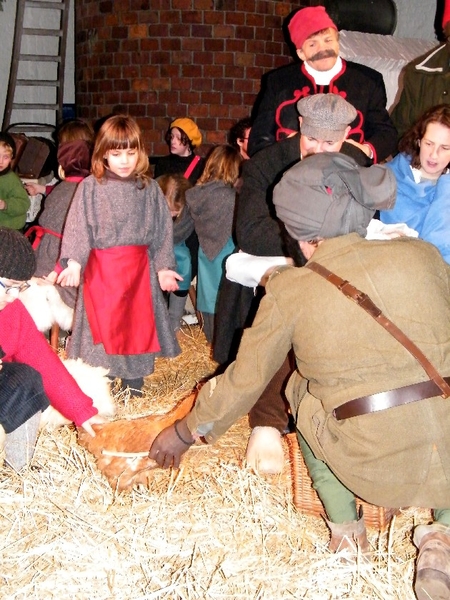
[
  {"left": 414, "top": 523, "right": 450, "bottom": 600},
  {"left": 326, "top": 514, "right": 370, "bottom": 556}
]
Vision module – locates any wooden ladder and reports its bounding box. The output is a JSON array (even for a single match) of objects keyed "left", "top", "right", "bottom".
[{"left": 2, "top": 0, "right": 71, "bottom": 134}]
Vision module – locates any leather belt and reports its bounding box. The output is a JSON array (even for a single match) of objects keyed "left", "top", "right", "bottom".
[{"left": 333, "top": 376, "right": 450, "bottom": 421}]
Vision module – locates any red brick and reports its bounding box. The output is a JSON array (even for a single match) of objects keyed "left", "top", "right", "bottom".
[
  {"left": 225, "top": 39, "right": 246, "bottom": 52},
  {"left": 172, "top": 0, "right": 193, "bottom": 8},
  {"left": 181, "top": 37, "right": 204, "bottom": 51},
  {"left": 148, "top": 24, "right": 170, "bottom": 37},
  {"left": 200, "top": 91, "right": 222, "bottom": 105},
  {"left": 222, "top": 91, "right": 243, "bottom": 104},
  {"left": 181, "top": 64, "right": 203, "bottom": 77},
  {"left": 213, "top": 25, "right": 235, "bottom": 38},
  {"left": 141, "top": 65, "right": 160, "bottom": 78},
  {"left": 181, "top": 91, "right": 202, "bottom": 104},
  {"left": 141, "top": 38, "right": 159, "bottom": 51},
  {"left": 132, "top": 79, "right": 151, "bottom": 91},
  {"left": 225, "top": 12, "right": 245, "bottom": 25},
  {"left": 161, "top": 38, "right": 182, "bottom": 51},
  {"left": 204, "top": 65, "right": 224, "bottom": 78},
  {"left": 193, "top": 51, "right": 214, "bottom": 65},
  {"left": 120, "top": 91, "right": 139, "bottom": 104},
  {"left": 224, "top": 65, "right": 245, "bottom": 78},
  {"left": 214, "top": 52, "right": 235, "bottom": 66},
  {"left": 204, "top": 11, "right": 225, "bottom": 25},
  {"left": 204, "top": 38, "right": 225, "bottom": 52},
  {"left": 129, "top": 24, "right": 147, "bottom": 38},
  {"left": 183, "top": 11, "right": 204, "bottom": 24},
  {"left": 191, "top": 24, "right": 213, "bottom": 37},
  {"left": 161, "top": 64, "right": 181, "bottom": 77},
  {"left": 160, "top": 10, "right": 183, "bottom": 24},
  {"left": 113, "top": 79, "right": 130, "bottom": 92},
  {"left": 209, "top": 104, "right": 230, "bottom": 118}
]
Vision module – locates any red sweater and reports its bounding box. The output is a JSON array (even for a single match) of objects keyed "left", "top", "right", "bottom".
[
  {"left": 444, "top": 0, "right": 450, "bottom": 26},
  {"left": 0, "top": 300, "right": 98, "bottom": 426}
]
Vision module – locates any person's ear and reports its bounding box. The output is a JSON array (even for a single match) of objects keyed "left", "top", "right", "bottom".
[
  {"left": 343, "top": 125, "right": 351, "bottom": 139},
  {"left": 296, "top": 48, "right": 305, "bottom": 62}
]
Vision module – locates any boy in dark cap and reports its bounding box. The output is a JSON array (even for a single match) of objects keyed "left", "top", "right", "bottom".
[
  {"left": 0, "top": 132, "right": 30, "bottom": 230},
  {"left": 149, "top": 153, "right": 450, "bottom": 600},
  {"left": 0, "top": 226, "right": 103, "bottom": 470}
]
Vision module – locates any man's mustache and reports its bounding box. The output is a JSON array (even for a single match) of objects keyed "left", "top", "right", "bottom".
[{"left": 309, "top": 49, "right": 337, "bottom": 62}]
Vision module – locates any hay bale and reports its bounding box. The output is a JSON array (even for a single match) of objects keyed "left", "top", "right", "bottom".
[{"left": 0, "top": 325, "right": 427, "bottom": 599}]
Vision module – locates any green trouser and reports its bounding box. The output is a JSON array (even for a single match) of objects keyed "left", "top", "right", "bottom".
[
  {"left": 434, "top": 509, "right": 450, "bottom": 526},
  {"left": 298, "top": 430, "right": 450, "bottom": 526},
  {"left": 297, "top": 430, "right": 358, "bottom": 524}
]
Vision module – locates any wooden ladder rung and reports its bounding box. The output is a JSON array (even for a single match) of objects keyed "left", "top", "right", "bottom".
[
  {"left": 23, "top": 28, "right": 63, "bottom": 36},
  {"left": 19, "top": 54, "right": 62, "bottom": 62},
  {"left": 26, "top": 0, "right": 67, "bottom": 9},
  {"left": 6, "top": 123, "right": 55, "bottom": 133},
  {"left": 12, "top": 103, "right": 59, "bottom": 110},
  {"left": 16, "top": 80, "right": 61, "bottom": 87}
]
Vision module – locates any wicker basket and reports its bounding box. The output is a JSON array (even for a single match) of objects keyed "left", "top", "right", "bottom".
[{"left": 286, "top": 433, "right": 399, "bottom": 531}]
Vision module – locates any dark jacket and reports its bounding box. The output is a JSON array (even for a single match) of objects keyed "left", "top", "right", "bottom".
[
  {"left": 391, "top": 44, "right": 450, "bottom": 139},
  {"left": 213, "top": 135, "right": 371, "bottom": 364},
  {"left": 248, "top": 59, "right": 397, "bottom": 162}
]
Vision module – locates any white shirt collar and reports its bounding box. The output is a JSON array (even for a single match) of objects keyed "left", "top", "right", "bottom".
[{"left": 304, "top": 56, "right": 343, "bottom": 85}]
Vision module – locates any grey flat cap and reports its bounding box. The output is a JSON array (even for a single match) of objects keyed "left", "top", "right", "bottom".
[{"left": 297, "top": 94, "right": 358, "bottom": 142}]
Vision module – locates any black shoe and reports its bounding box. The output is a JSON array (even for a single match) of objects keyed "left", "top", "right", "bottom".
[{"left": 121, "top": 377, "right": 144, "bottom": 397}]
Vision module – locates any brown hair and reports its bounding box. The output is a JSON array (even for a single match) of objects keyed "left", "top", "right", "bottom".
[
  {"left": 196, "top": 145, "right": 242, "bottom": 186},
  {"left": 399, "top": 104, "right": 450, "bottom": 169},
  {"left": 156, "top": 173, "right": 192, "bottom": 220},
  {"left": 57, "top": 119, "right": 94, "bottom": 145},
  {"left": 91, "top": 115, "right": 149, "bottom": 182},
  {"left": 164, "top": 127, "right": 192, "bottom": 150}
]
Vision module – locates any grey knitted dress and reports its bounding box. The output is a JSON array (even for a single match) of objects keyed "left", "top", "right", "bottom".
[{"left": 60, "top": 171, "right": 180, "bottom": 379}]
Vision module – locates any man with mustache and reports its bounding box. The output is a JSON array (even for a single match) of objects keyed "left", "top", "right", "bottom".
[{"left": 248, "top": 6, "right": 398, "bottom": 162}]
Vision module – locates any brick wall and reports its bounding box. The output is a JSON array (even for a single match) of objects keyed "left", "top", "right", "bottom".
[{"left": 75, "top": 0, "right": 313, "bottom": 157}]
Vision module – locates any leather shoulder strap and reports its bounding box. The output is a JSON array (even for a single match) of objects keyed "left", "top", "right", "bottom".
[{"left": 305, "top": 261, "right": 450, "bottom": 398}]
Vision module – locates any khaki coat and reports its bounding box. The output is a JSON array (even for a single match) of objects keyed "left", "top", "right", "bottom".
[{"left": 187, "top": 234, "right": 450, "bottom": 508}]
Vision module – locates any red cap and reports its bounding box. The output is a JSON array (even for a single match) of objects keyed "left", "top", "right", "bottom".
[{"left": 288, "top": 6, "right": 337, "bottom": 49}]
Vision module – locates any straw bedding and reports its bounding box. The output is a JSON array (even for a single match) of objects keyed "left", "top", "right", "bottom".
[{"left": 0, "top": 324, "right": 432, "bottom": 599}]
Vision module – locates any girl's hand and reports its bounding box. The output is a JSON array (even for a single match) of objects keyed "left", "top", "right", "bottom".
[
  {"left": 0, "top": 199, "right": 6, "bottom": 210},
  {"left": 44, "top": 271, "right": 58, "bottom": 284},
  {"left": 80, "top": 414, "right": 107, "bottom": 437},
  {"left": 57, "top": 260, "right": 81, "bottom": 287},
  {"left": 158, "top": 269, "right": 182, "bottom": 292}
]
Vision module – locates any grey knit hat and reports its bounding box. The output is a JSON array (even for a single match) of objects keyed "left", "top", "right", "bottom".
[
  {"left": 273, "top": 152, "right": 396, "bottom": 241},
  {"left": 297, "top": 94, "right": 357, "bottom": 142},
  {"left": 0, "top": 227, "right": 36, "bottom": 281}
]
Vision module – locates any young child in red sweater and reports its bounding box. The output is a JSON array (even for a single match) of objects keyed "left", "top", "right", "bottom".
[{"left": 0, "top": 226, "right": 103, "bottom": 470}]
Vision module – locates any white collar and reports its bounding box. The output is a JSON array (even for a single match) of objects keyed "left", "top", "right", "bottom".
[
  {"left": 411, "top": 165, "right": 447, "bottom": 184},
  {"left": 304, "top": 56, "right": 343, "bottom": 85}
]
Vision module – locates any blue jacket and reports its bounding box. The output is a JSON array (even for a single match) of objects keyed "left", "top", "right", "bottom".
[{"left": 379, "top": 152, "right": 450, "bottom": 264}]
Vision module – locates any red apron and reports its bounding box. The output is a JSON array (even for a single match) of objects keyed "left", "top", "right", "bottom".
[{"left": 83, "top": 245, "right": 161, "bottom": 355}]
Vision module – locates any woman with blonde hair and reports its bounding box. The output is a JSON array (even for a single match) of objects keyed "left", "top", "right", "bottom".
[{"left": 186, "top": 144, "right": 242, "bottom": 343}]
